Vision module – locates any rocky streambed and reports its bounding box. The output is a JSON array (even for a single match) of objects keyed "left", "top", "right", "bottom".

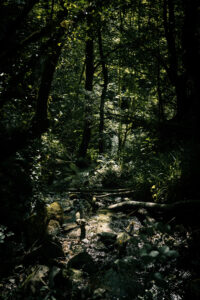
[{"left": 0, "top": 191, "right": 198, "bottom": 300}]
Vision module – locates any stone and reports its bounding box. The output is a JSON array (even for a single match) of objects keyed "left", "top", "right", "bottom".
[
  {"left": 75, "top": 211, "right": 81, "bottom": 220},
  {"left": 46, "top": 219, "right": 61, "bottom": 236},
  {"left": 93, "top": 288, "right": 106, "bottom": 299},
  {"left": 67, "top": 227, "right": 81, "bottom": 239},
  {"left": 49, "top": 266, "right": 61, "bottom": 288},
  {"left": 68, "top": 268, "right": 83, "bottom": 281},
  {"left": 46, "top": 202, "right": 64, "bottom": 224},
  {"left": 126, "top": 221, "right": 135, "bottom": 234},
  {"left": 67, "top": 251, "right": 96, "bottom": 274},
  {"left": 69, "top": 193, "right": 78, "bottom": 200},
  {"left": 63, "top": 223, "right": 78, "bottom": 232},
  {"left": 116, "top": 232, "right": 130, "bottom": 247},
  {"left": 42, "top": 240, "right": 65, "bottom": 260},
  {"left": 98, "top": 232, "right": 117, "bottom": 246}
]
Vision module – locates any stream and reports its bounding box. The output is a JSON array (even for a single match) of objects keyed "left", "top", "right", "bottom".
[
  {"left": 0, "top": 191, "right": 195, "bottom": 300},
  {"left": 44, "top": 191, "right": 192, "bottom": 300}
]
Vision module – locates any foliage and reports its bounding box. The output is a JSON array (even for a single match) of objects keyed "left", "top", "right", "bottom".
[
  {"left": 0, "top": 0, "right": 200, "bottom": 298},
  {"left": 123, "top": 218, "right": 187, "bottom": 299},
  {"left": 0, "top": 226, "right": 14, "bottom": 244}
]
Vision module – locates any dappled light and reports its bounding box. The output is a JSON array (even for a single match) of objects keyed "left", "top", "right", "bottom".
[{"left": 0, "top": 0, "right": 200, "bottom": 299}]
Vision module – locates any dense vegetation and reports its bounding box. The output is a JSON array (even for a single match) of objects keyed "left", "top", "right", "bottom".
[{"left": 0, "top": 0, "right": 200, "bottom": 299}]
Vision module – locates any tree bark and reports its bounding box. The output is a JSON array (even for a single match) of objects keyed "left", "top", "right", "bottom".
[
  {"left": 0, "top": 0, "right": 40, "bottom": 63},
  {"left": 33, "top": 31, "right": 63, "bottom": 132},
  {"left": 0, "top": 29, "right": 64, "bottom": 159},
  {"left": 78, "top": 12, "right": 94, "bottom": 158},
  {"left": 98, "top": 28, "right": 108, "bottom": 154},
  {"left": 181, "top": 0, "right": 200, "bottom": 133},
  {"left": 163, "top": 0, "right": 200, "bottom": 127}
]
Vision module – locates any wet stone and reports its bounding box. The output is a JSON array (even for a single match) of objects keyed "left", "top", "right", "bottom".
[
  {"left": 67, "top": 228, "right": 81, "bottom": 239},
  {"left": 98, "top": 232, "right": 117, "bottom": 247},
  {"left": 63, "top": 223, "right": 78, "bottom": 232},
  {"left": 67, "top": 251, "right": 96, "bottom": 274}
]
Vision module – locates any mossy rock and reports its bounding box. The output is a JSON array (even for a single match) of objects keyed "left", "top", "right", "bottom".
[
  {"left": 24, "top": 202, "right": 63, "bottom": 245},
  {"left": 46, "top": 219, "right": 61, "bottom": 236},
  {"left": 116, "top": 232, "right": 130, "bottom": 246},
  {"left": 69, "top": 193, "right": 78, "bottom": 200},
  {"left": 46, "top": 202, "right": 64, "bottom": 224}
]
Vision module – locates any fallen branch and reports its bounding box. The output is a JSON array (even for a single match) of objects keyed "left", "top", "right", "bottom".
[
  {"left": 95, "top": 190, "right": 134, "bottom": 198},
  {"left": 108, "top": 199, "right": 200, "bottom": 213},
  {"left": 67, "top": 188, "right": 134, "bottom": 194}
]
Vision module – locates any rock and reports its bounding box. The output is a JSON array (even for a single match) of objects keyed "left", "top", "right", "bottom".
[
  {"left": 67, "top": 227, "right": 81, "bottom": 239},
  {"left": 126, "top": 221, "right": 135, "bottom": 234},
  {"left": 46, "top": 202, "right": 64, "bottom": 224},
  {"left": 62, "top": 267, "right": 90, "bottom": 299},
  {"left": 76, "top": 218, "right": 86, "bottom": 226},
  {"left": 93, "top": 288, "right": 107, "bottom": 299},
  {"left": 96, "top": 212, "right": 114, "bottom": 234},
  {"left": 63, "top": 223, "right": 78, "bottom": 232},
  {"left": 46, "top": 219, "right": 61, "bottom": 236},
  {"left": 49, "top": 266, "right": 61, "bottom": 288},
  {"left": 69, "top": 193, "right": 78, "bottom": 200},
  {"left": 67, "top": 252, "right": 96, "bottom": 274},
  {"left": 42, "top": 240, "right": 65, "bottom": 260},
  {"left": 75, "top": 211, "right": 81, "bottom": 220},
  {"left": 98, "top": 232, "right": 117, "bottom": 247},
  {"left": 68, "top": 268, "right": 83, "bottom": 281},
  {"left": 63, "top": 206, "right": 72, "bottom": 213},
  {"left": 115, "top": 232, "right": 131, "bottom": 255},
  {"left": 116, "top": 232, "right": 130, "bottom": 246}
]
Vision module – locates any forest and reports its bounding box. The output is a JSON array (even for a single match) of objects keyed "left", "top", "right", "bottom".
[{"left": 0, "top": 0, "right": 200, "bottom": 299}]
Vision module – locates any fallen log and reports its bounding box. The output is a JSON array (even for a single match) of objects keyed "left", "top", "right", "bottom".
[
  {"left": 67, "top": 188, "right": 134, "bottom": 194},
  {"left": 108, "top": 199, "right": 200, "bottom": 213}
]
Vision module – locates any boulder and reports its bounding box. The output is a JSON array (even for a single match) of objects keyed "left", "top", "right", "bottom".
[
  {"left": 24, "top": 201, "right": 63, "bottom": 245},
  {"left": 98, "top": 232, "right": 117, "bottom": 247},
  {"left": 115, "top": 232, "right": 131, "bottom": 255},
  {"left": 67, "top": 252, "right": 96, "bottom": 274},
  {"left": 116, "top": 232, "right": 130, "bottom": 247},
  {"left": 46, "top": 202, "right": 64, "bottom": 224},
  {"left": 46, "top": 219, "right": 61, "bottom": 237}
]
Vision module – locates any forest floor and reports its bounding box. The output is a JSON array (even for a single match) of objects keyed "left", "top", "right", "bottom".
[{"left": 0, "top": 190, "right": 200, "bottom": 300}]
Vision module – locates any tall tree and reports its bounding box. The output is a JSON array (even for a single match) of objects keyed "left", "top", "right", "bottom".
[
  {"left": 78, "top": 5, "right": 95, "bottom": 158},
  {"left": 98, "top": 27, "right": 108, "bottom": 154}
]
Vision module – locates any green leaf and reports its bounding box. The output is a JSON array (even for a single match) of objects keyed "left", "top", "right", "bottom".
[{"left": 149, "top": 250, "right": 159, "bottom": 258}]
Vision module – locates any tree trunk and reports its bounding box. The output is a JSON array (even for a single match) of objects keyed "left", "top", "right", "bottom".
[
  {"left": 33, "top": 32, "right": 63, "bottom": 133},
  {"left": 181, "top": 0, "right": 200, "bottom": 133},
  {"left": 78, "top": 13, "right": 94, "bottom": 158},
  {"left": 163, "top": 0, "right": 200, "bottom": 128},
  {"left": 98, "top": 28, "right": 108, "bottom": 154},
  {"left": 0, "top": 29, "right": 64, "bottom": 159}
]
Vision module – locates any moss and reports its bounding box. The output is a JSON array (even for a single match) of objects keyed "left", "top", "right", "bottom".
[{"left": 46, "top": 202, "right": 64, "bottom": 224}]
